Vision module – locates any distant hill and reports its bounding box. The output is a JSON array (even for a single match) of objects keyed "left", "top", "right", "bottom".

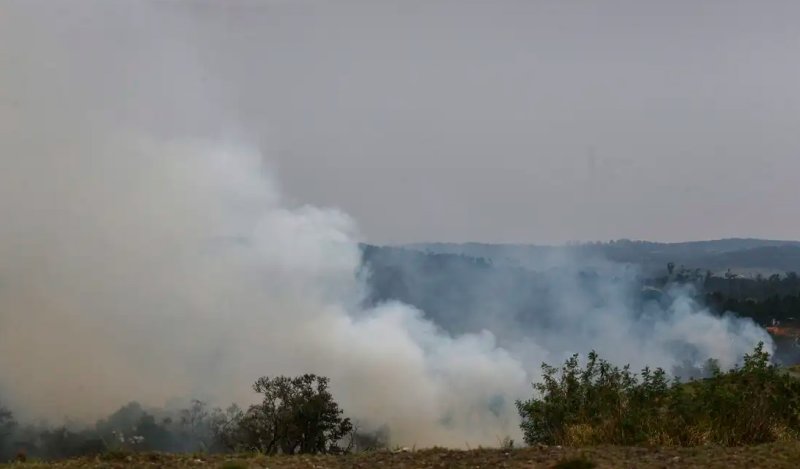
[
  {"left": 360, "top": 244, "right": 547, "bottom": 337},
  {"left": 360, "top": 241, "right": 800, "bottom": 365},
  {"left": 404, "top": 239, "right": 800, "bottom": 276}
]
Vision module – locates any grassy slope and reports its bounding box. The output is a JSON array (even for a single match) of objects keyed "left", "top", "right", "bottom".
[{"left": 6, "top": 443, "right": 800, "bottom": 469}]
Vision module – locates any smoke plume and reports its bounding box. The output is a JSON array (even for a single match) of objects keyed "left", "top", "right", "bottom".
[
  {"left": 0, "top": 133, "right": 774, "bottom": 446},
  {"left": 0, "top": 0, "right": 773, "bottom": 448}
]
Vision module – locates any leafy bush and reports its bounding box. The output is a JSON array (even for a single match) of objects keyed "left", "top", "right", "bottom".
[
  {"left": 221, "top": 374, "right": 353, "bottom": 454},
  {"left": 517, "top": 342, "right": 800, "bottom": 446}
]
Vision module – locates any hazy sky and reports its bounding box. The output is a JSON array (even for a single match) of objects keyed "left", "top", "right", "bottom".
[{"left": 2, "top": 0, "right": 799, "bottom": 244}]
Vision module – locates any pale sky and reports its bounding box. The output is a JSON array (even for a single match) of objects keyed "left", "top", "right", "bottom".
[{"left": 2, "top": 0, "right": 799, "bottom": 244}]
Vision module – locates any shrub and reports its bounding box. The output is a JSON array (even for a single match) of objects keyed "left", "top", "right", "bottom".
[
  {"left": 225, "top": 374, "right": 352, "bottom": 454},
  {"left": 516, "top": 342, "right": 800, "bottom": 446}
]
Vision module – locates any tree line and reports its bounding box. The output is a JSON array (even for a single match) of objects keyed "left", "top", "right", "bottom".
[
  {"left": 0, "top": 374, "right": 378, "bottom": 462},
  {"left": 4, "top": 343, "right": 800, "bottom": 461},
  {"left": 650, "top": 264, "right": 800, "bottom": 326}
]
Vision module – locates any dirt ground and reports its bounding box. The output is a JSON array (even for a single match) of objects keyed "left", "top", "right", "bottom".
[{"left": 5, "top": 442, "right": 800, "bottom": 469}]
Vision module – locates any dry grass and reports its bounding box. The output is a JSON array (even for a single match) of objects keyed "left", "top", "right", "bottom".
[{"left": 4, "top": 442, "right": 800, "bottom": 469}]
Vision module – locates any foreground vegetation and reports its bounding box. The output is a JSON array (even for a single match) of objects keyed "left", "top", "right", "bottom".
[
  {"left": 3, "top": 342, "right": 800, "bottom": 466},
  {"left": 4, "top": 443, "right": 800, "bottom": 468},
  {"left": 0, "top": 375, "right": 359, "bottom": 462},
  {"left": 517, "top": 342, "right": 800, "bottom": 446}
]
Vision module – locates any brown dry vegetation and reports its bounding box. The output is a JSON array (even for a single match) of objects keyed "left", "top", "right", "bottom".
[{"left": 4, "top": 443, "right": 800, "bottom": 469}]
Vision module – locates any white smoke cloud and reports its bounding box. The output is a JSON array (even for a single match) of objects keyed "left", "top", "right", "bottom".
[
  {"left": 0, "top": 132, "right": 773, "bottom": 447},
  {"left": 0, "top": 132, "right": 532, "bottom": 445},
  {"left": 0, "top": 0, "right": 774, "bottom": 448}
]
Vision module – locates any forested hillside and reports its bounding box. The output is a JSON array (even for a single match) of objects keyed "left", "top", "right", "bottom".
[
  {"left": 362, "top": 242, "right": 800, "bottom": 366},
  {"left": 407, "top": 239, "right": 800, "bottom": 275}
]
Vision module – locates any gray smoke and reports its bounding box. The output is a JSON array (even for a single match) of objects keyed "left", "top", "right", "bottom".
[
  {"left": 0, "top": 0, "right": 774, "bottom": 448},
  {"left": 0, "top": 133, "right": 774, "bottom": 446},
  {"left": 0, "top": 135, "right": 531, "bottom": 445}
]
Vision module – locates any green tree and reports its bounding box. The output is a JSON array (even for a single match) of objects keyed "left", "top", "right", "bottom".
[
  {"left": 233, "top": 374, "right": 352, "bottom": 454},
  {"left": 516, "top": 343, "right": 800, "bottom": 446}
]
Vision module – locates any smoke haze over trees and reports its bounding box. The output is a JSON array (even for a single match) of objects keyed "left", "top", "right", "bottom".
[
  {"left": 406, "top": 240, "right": 800, "bottom": 276},
  {"left": 0, "top": 132, "right": 777, "bottom": 451},
  {"left": 0, "top": 0, "right": 792, "bottom": 456}
]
